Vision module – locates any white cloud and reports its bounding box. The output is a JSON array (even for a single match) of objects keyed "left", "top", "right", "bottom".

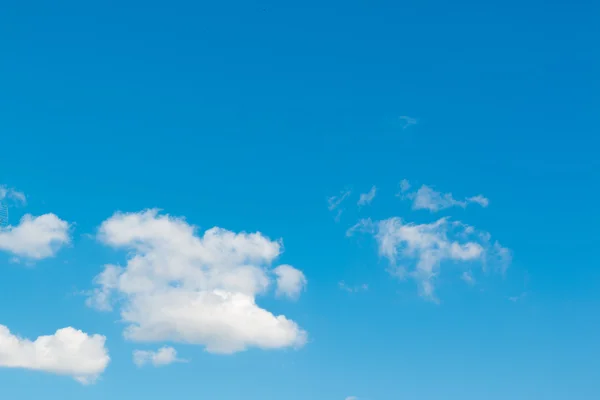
[
  {"left": 274, "top": 264, "right": 307, "bottom": 299},
  {"left": 349, "top": 216, "right": 508, "bottom": 301},
  {"left": 133, "top": 346, "right": 182, "bottom": 367},
  {"left": 0, "top": 325, "right": 109, "bottom": 384},
  {"left": 357, "top": 186, "right": 377, "bottom": 206},
  {"left": 399, "top": 179, "right": 411, "bottom": 193},
  {"left": 339, "top": 281, "right": 368, "bottom": 293},
  {"left": 328, "top": 189, "right": 352, "bottom": 221},
  {"left": 467, "top": 195, "right": 489, "bottom": 207},
  {"left": 0, "top": 185, "right": 27, "bottom": 205},
  {"left": 404, "top": 185, "right": 489, "bottom": 212},
  {"left": 345, "top": 218, "right": 375, "bottom": 237},
  {"left": 399, "top": 115, "right": 417, "bottom": 129},
  {"left": 345, "top": 397, "right": 358, "bottom": 400},
  {"left": 0, "top": 214, "right": 71, "bottom": 260},
  {"left": 508, "top": 292, "right": 527, "bottom": 302},
  {"left": 461, "top": 271, "right": 476, "bottom": 285},
  {"left": 328, "top": 190, "right": 351, "bottom": 211},
  {"left": 87, "top": 209, "right": 307, "bottom": 354}
]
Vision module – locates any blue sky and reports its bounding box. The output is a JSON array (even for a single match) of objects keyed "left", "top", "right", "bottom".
[{"left": 1, "top": 0, "right": 599, "bottom": 399}]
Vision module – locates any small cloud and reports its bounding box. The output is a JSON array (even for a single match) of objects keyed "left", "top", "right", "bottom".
[
  {"left": 0, "top": 214, "right": 71, "bottom": 261},
  {"left": 328, "top": 189, "right": 352, "bottom": 221},
  {"left": 346, "top": 397, "right": 358, "bottom": 400},
  {"left": 357, "top": 186, "right": 377, "bottom": 207},
  {"left": 345, "top": 218, "right": 375, "bottom": 237},
  {"left": 274, "top": 264, "right": 307, "bottom": 300},
  {"left": 508, "top": 292, "right": 527, "bottom": 302},
  {"left": 339, "top": 281, "right": 368, "bottom": 293},
  {"left": 133, "top": 346, "right": 184, "bottom": 367},
  {"left": 0, "top": 324, "right": 109, "bottom": 384},
  {"left": 399, "top": 115, "right": 418, "bottom": 129},
  {"left": 0, "top": 185, "right": 27, "bottom": 205},
  {"left": 400, "top": 184, "right": 489, "bottom": 212},
  {"left": 349, "top": 216, "right": 509, "bottom": 302},
  {"left": 328, "top": 190, "right": 351, "bottom": 211},
  {"left": 461, "top": 271, "right": 476, "bottom": 285},
  {"left": 468, "top": 195, "right": 490, "bottom": 207},
  {"left": 399, "top": 179, "right": 411, "bottom": 193}
]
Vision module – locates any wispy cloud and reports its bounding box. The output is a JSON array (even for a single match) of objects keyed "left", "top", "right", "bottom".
[
  {"left": 461, "top": 271, "right": 476, "bottom": 285},
  {"left": 399, "top": 179, "right": 411, "bottom": 193},
  {"left": 328, "top": 189, "right": 352, "bottom": 221},
  {"left": 339, "top": 281, "right": 369, "bottom": 293},
  {"left": 398, "top": 181, "right": 489, "bottom": 212},
  {"left": 0, "top": 185, "right": 26, "bottom": 205},
  {"left": 357, "top": 186, "right": 377, "bottom": 207},
  {"left": 399, "top": 115, "right": 418, "bottom": 130},
  {"left": 508, "top": 292, "right": 527, "bottom": 302},
  {"left": 348, "top": 216, "right": 510, "bottom": 302}
]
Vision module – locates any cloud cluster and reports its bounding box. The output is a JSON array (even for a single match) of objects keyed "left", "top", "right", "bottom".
[
  {"left": 87, "top": 209, "right": 307, "bottom": 354},
  {"left": 133, "top": 346, "right": 181, "bottom": 367},
  {"left": 398, "top": 181, "right": 489, "bottom": 212},
  {"left": 0, "top": 325, "right": 109, "bottom": 384},
  {"left": 0, "top": 214, "right": 71, "bottom": 260}
]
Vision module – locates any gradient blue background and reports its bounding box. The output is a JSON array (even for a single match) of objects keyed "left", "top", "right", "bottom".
[{"left": 1, "top": 1, "right": 599, "bottom": 399}]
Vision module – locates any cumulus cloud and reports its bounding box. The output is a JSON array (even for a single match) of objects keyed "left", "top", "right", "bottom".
[
  {"left": 401, "top": 184, "right": 489, "bottom": 212},
  {"left": 133, "top": 346, "right": 182, "bottom": 367},
  {"left": 87, "top": 209, "right": 307, "bottom": 354},
  {"left": 274, "top": 265, "right": 307, "bottom": 299},
  {"left": 348, "top": 217, "right": 508, "bottom": 301},
  {"left": 357, "top": 186, "right": 377, "bottom": 206},
  {"left": 345, "top": 397, "right": 358, "bottom": 400},
  {"left": 0, "top": 214, "right": 71, "bottom": 260},
  {"left": 0, "top": 325, "right": 109, "bottom": 384},
  {"left": 0, "top": 185, "right": 26, "bottom": 205}
]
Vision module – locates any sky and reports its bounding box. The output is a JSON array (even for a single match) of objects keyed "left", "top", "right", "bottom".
[{"left": 0, "top": 1, "right": 599, "bottom": 399}]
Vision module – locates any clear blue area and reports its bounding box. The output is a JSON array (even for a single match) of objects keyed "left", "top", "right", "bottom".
[{"left": 1, "top": 0, "right": 599, "bottom": 399}]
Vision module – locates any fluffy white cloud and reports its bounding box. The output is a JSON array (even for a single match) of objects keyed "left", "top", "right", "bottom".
[
  {"left": 274, "top": 264, "right": 307, "bottom": 299},
  {"left": 0, "top": 214, "right": 71, "bottom": 260},
  {"left": 0, "top": 185, "right": 26, "bottom": 205},
  {"left": 88, "top": 209, "right": 307, "bottom": 354},
  {"left": 0, "top": 325, "right": 109, "bottom": 384},
  {"left": 345, "top": 397, "right": 358, "bottom": 400},
  {"left": 348, "top": 217, "right": 508, "bottom": 301},
  {"left": 133, "top": 346, "right": 181, "bottom": 367},
  {"left": 357, "top": 186, "right": 377, "bottom": 206},
  {"left": 402, "top": 184, "right": 489, "bottom": 212}
]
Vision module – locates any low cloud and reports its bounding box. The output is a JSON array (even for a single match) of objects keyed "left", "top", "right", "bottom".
[
  {"left": 357, "top": 186, "right": 377, "bottom": 207},
  {"left": 0, "top": 214, "right": 71, "bottom": 260},
  {"left": 0, "top": 325, "right": 109, "bottom": 384},
  {"left": 87, "top": 209, "right": 308, "bottom": 354},
  {"left": 133, "top": 346, "right": 183, "bottom": 367}
]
